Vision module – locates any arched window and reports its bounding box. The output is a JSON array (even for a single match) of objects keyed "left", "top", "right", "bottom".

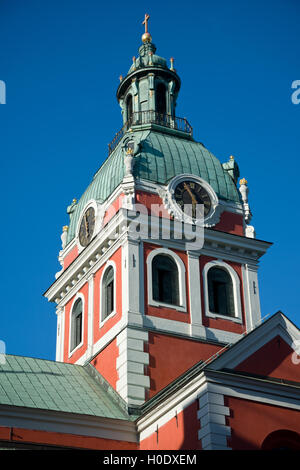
[
  {"left": 70, "top": 298, "right": 83, "bottom": 352},
  {"left": 102, "top": 265, "right": 115, "bottom": 322},
  {"left": 207, "top": 267, "right": 234, "bottom": 317},
  {"left": 126, "top": 94, "right": 133, "bottom": 122},
  {"left": 261, "top": 430, "right": 300, "bottom": 450},
  {"left": 152, "top": 254, "right": 179, "bottom": 306},
  {"left": 156, "top": 82, "right": 167, "bottom": 116}
]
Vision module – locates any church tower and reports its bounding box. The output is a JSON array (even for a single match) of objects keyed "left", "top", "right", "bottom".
[{"left": 44, "top": 16, "right": 271, "bottom": 407}]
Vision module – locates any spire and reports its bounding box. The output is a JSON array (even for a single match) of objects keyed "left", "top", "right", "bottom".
[{"left": 142, "top": 13, "right": 152, "bottom": 43}]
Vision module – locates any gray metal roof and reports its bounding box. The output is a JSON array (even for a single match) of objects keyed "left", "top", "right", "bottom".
[{"left": 0, "top": 355, "right": 131, "bottom": 420}]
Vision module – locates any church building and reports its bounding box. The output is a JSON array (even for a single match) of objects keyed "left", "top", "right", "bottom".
[{"left": 0, "top": 16, "right": 300, "bottom": 450}]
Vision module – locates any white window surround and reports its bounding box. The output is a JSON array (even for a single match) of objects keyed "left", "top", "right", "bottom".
[
  {"left": 146, "top": 247, "right": 187, "bottom": 312},
  {"left": 100, "top": 260, "right": 117, "bottom": 327},
  {"left": 68, "top": 293, "right": 85, "bottom": 358},
  {"left": 202, "top": 260, "right": 243, "bottom": 324}
]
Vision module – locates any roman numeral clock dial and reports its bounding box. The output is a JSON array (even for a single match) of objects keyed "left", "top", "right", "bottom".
[
  {"left": 174, "top": 180, "right": 212, "bottom": 219},
  {"left": 79, "top": 207, "right": 96, "bottom": 247}
]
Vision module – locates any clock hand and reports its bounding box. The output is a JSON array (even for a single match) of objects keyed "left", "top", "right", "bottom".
[
  {"left": 84, "top": 213, "right": 89, "bottom": 235},
  {"left": 183, "top": 182, "right": 197, "bottom": 205}
]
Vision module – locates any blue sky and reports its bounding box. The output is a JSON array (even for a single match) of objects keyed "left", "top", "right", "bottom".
[{"left": 0, "top": 0, "right": 299, "bottom": 360}]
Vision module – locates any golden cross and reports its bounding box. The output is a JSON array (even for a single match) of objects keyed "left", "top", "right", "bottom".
[{"left": 142, "top": 14, "right": 150, "bottom": 33}]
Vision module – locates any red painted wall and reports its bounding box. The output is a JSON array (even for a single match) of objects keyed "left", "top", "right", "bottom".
[
  {"left": 225, "top": 396, "right": 300, "bottom": 450},
  {"left": 214, "top": 211, "right": 244, "bottom": 236},
  {"left": 140, "top": 400, "right": 200, "bottom": 450},
  {"left": 136, "top": 191, "right": 171, "bottom": 219},
  {"left": 235, "top": 335, "right": 300, "bottom": 382},
  {"left": 102, "top": 193, "right": 125, "bottom": 227},
  {"left": 90, "top": 339, "right": 119, "bottom": 390},
  {"left": 146, "top": 332, "right": 222, "bottom": 398},
  {"left": 0, "top": 426, "right": 137, "bottom": 450},
  {"left": 63, "top": 245, "right": 78, "bottom": 270}
]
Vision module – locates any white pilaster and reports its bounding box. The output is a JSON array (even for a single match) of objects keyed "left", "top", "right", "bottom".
[
  {"left": 242, "top": 263, "right": 261, "bottom": 332},
  {"left": 87, "top": 273, "right": 95, "bottom": 359},
  {"left": 122, "top": 237, "right": 143, "bottom": 327},
  {"left": 198, "top": 386, "right": 231, "bottom": 450},
  {"left": 187, "top": 251, "right": 204, "bottom": 337},
  {"left": 55, "top": 307, "right": 64, "bottom": 362},
  {"left": 116, "top": 328, "right": 150, "bottom": 406}
]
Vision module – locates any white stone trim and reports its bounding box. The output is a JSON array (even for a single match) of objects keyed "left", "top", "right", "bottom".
[
  {"left": 0, "top": 405, "right": 137, "bottom": 443},
  {"left": 142, "top": 315, "right": 241, "bottom": 344},
  {"left": 202, "top": 259, "right": 243, "bottom": 323},
  {"left": 116, "top": 327, "right": 150, "bottom": 406},
  {"left": 187, "top": 252, "right": 202, "bottom": 335},
  {"left": 146, "top": 247, "right": 187, "bottom": 312},
  {"left": 122, "top": 239, "right": 143, "bottom": 321},
  {"left": 87, "top": 274, "right": 95, "bottom": 358},
  {"left": 99, "top": 260, "right": 117, "bottom": 326},
  {"left": 68, "top": 293, "right": 85, "bottom": 358},
  {"left": 55, "top": 307, "right": 65, "bottom": 362},
  {"left": 242, "top": 263, "right": 261, "bottom": 332},
  {"left": 45, "top": 208, "right": 270, "bottom": 305},
  {"left": 198, "top": 386, "right": 231, "bottom": 450}
]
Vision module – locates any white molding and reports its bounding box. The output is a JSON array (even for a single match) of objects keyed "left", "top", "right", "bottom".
[
  {"left": 202, "top": 260, "right": 243, "bottom": 323},
  {"left": 0, "top": 405, "right": 137, "bottom": 443},
  {"left": 68, "top": 293, "right": 85, "bottom": 358},
  {"left": 146, "top": 247, "right": 187, "bottom": 312},
  {"left": 204, "top": 369, "right": 300, "bottom": 410},
  {"left": 45, "top": 208, "right": 270, "bottom": 305},
  {"left": 99, "top": 260, "right": 117, "bottom": 326},
  {"left": 143, "top": 314, "right": 242, "bottom": 344}
]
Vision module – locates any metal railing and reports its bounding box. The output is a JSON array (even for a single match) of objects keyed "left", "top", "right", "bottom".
[{"left": 108, "top": 111, "right": 193, "bottom": 155}]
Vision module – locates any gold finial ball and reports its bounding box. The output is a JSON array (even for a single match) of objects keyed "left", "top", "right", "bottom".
[
  {"left": 239, "top": 178, "right": 248, "bottom": 186},
  {"left": 63, "top": 225, "right": 68, "bottom": 232},
  {"left": 142, "top": 32, "right": 152, "bottom": 43}
]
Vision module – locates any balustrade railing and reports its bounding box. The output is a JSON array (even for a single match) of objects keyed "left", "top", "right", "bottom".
[{"left": 108, "top": 111, "right": 193, "bottom": 155}]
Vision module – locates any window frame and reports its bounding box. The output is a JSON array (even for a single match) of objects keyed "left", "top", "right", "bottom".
[
  {"left": 203, "top": 260, "right": 242, "bottom": 323},
  {"left": 146, "top": 248, "right": 187, "bottom": 312},
  {"left": 100, "top": 261, "right": 117, "bottom": 326},
  {"left": 69, "top": 294, "right": 85, "bottom": 357}
]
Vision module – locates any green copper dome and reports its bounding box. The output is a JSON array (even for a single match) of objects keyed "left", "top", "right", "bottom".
[{"left": 66, "top": 130, "right": 241, "bottom": 245}]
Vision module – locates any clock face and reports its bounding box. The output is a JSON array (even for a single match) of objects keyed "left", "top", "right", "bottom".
[
  {"left": 79, "top": 207, "right": 95, "bottom": 247},
  {"left": 174, "top": 180, "right": 212, "bottom": 219}
]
